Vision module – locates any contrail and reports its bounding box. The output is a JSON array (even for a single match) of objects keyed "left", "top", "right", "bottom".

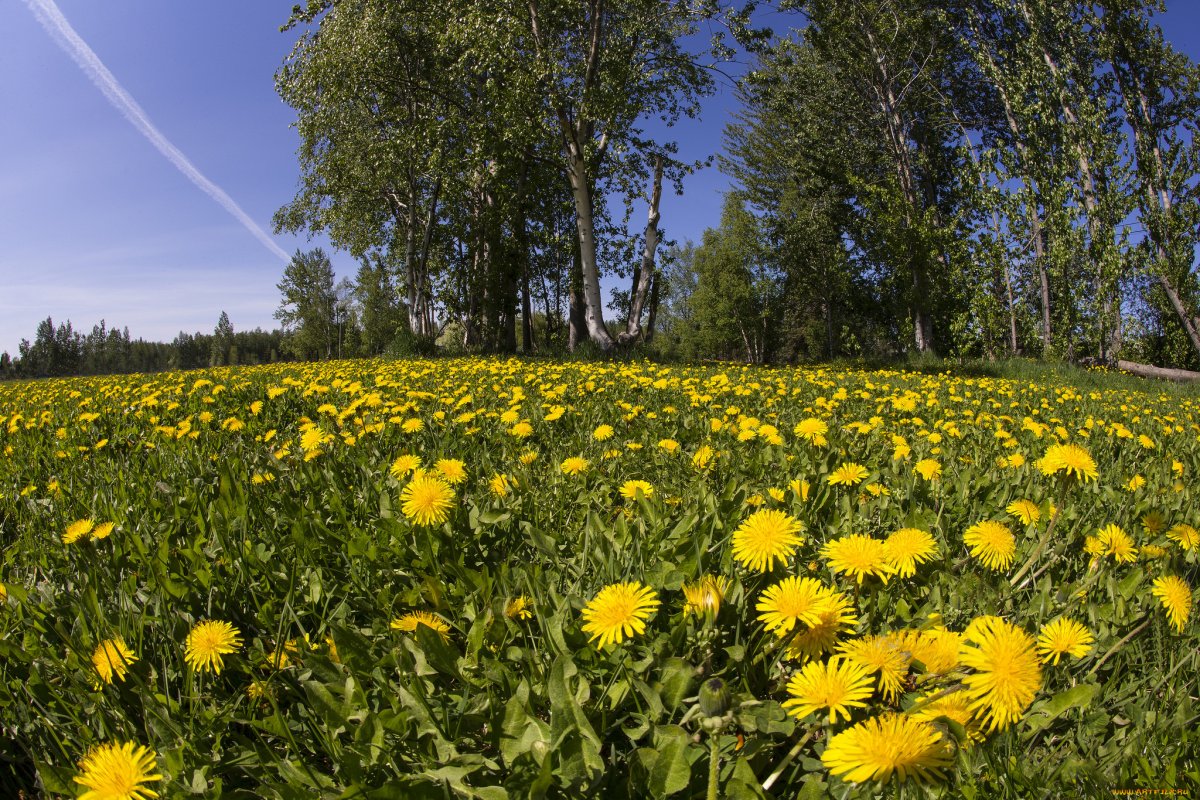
[{"left": 22, "top": 0, "right": 291, "bottom": 264}]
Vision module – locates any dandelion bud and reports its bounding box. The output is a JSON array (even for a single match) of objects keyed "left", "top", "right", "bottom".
[{"left": 699, "top": 677, "right": 731, "bottom": 718}]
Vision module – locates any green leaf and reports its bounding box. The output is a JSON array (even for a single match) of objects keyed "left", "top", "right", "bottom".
[{"left": 647, "top": 725, "right": 693, "bottom": 797}]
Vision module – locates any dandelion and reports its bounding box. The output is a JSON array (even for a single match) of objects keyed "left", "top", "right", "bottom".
[
  {"left": 1096, "top": 524, "right": 1138, "bottom": 563},
  {"left": 1036, "top": 618, "right": 1094, "bottom": 664},
  {"left": 505, "top": 596, "right": 533, "bottom": 620},
  {"left": 894, "top": 628, "right": 962, "bottom": 675},
  {"left": 401, "top": 418, "right": 424, "bottom": 433},
  {"left": 391, "top": 453, "right": 424, "bottom": 479},
  {"left": 731, "top": 509, "right": 804, "bottom": 572},
  {"left": 488, "top": 473, "right": 512, "bottom": 498},
  {"left": 184, "top": 620, "right": 242, "bottom": 674},
  {"left": 914, "top": 459, "right": 941, "bottom": 481},
  {"left": 756, "top": 577, "right": 834, "bottom": 635},
  {"left": 657, "top": 438, "right": 680, "bottom": 453},
  {"left": 828, "top": 462, "right": 869, "bottom": 486},
  {"left": 1151, "top": 576, "right": 1191, "bottom": 633},
  {"left": 509, "top": 421, "right": 533, "bottom": 438},
  {"left": 793, "top": 417, "right": 828, "bottom": 446},
  {"left": 91, "top": 522, "right": 115, "bottom": 540},
  {"left": 434, "top": 458, "right": 467, "bottom": 485},
  {"left": 400, "top": 472, "right": 455, "bottom": 527},
  {"left": 64, "top": 519, "right": 95, "bottom": 544},
  {"left": 1167, "top": 524, "right": 1198, "bottom": 551},
  {"left": 581, "top": 582, "right": 660, "bottom": 648},
  {"left": 958, "top": 616, "right": 1042, "bottom": 732},
  {"left": 91, "top": 638, "right": 137, "bottom": 686},
  {"left": 910, "top": 691, "right": 982, "bottom": 745},
  {"left": 619, "top": 480, "right": 654, "bottom": 501},
  {"left": 783, "top": 594, "right": 859, "bottom": 661},
  {"left": 1037, "top": 443, "right": 1098, "bottom": 482},
  {"left": 789, "top": 478, "right": 811, "bottom": 501},
  {"left": 592, "top": 424, "right": 614, "bottom": 441},
  {"left": 782, "top": 656, "right": 875, "bottom": 723},
  {"left": 821, "top": 713, "right": 953, "bottom": 784},
  {"left": 1006, "top": 499, "right": 1041, "bottom": 526},
  {"left": 822, "top": 535, "right": 894, "bottom": 584},
  {"left": 682, "top": 575, "right": 729, "bottom": 617},
  {"left": 839, "top": 635, "right": 911, "bottom": 702},
  {"left": 883, "top": 528, "right": 938, "bottom": 578},
  {"left": 560, "top": 457, "right": 589, "bottom": 476},
  {"left": 391, "top": 611, "right": 452, "bottom": 639},
  {"left": 73, "top": 741, "right": 162, "bottom": 800},
  {"left": 963, "top": 520, "right": 1016, "bottom": 572},
  {"left": 692, "top": 445, "right": 716, "bottom": 470}
]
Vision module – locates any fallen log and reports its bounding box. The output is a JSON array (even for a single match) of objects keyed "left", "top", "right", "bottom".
[{"left": 1116, "top": 359, "right": 1200, "bottom": 383}]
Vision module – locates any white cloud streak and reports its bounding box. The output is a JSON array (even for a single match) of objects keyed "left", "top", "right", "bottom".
[{"left": 22, "top": 0, "right": 291, "bottom": 264}]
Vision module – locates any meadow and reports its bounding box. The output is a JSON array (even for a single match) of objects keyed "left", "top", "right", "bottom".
[{"left": 0, "top": 356, "right": 1196, "bottom": 799}]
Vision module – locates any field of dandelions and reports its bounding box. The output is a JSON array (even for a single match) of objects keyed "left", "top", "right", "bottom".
[{"left": 0, "top": 357, "right": 1197, "bottom": 798}]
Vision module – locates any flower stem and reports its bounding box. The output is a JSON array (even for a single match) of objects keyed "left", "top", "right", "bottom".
[{"left": 707, "top": 735, "right": 721, "bottom": 800}]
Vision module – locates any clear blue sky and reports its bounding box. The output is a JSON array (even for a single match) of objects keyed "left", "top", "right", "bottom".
[{"left": 0, "top": 1, "right": 1197, "bottom": 356}]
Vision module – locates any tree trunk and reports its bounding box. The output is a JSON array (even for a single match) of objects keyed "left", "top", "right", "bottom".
[
  {"left": 1117, "top": 359, "right": 1200, "bottom": 383},
  {"left": 563, "top": 144, "right": 615, "bottom": 350},
  {"left": 620, "top": 155, "right": 663, "bottom": 343},
  {"left": 645, "top": 270, "right": 660, "bottom": 343},
  {"left": 568, "top": 238, "right": 588, "bottom": 350}
]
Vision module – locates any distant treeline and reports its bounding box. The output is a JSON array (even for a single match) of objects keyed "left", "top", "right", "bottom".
[{"left": 0, "top": 315, "right": 290, "bottom": 380}]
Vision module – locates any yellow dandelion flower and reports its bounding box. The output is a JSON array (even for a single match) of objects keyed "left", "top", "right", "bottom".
[
  {"left": 914, "top": 459, "right": 941, "bottom": 481},
  {"left": 911, "top": 691, "right": 983, "bottom": 745},
  {"left": 389, "top": 454, "right": 421, "bottom": 479},
  {"left": 184, "top": 620, "right": 242, "bottom": 674},
  {"left": 391, "top": 611, "right": 451, "bottom": 639},
  {"left": 560, "top": 457, "right": 589, "bottom": 476},
  {"left": 756, "top": 577, "right": 834, "bottom": 635},
  {"left": 1126, "top": 474, "right": 1146, "bottom": 491},
  {"left": 822, "top": 534, "right": 894, "bottom": 584},
  {"left": 958, "top": 617, "right": 1042, "bottom": 732},
  {"left": 894, "top": 628, "right": 962, "bottom": 675},
  {"left": 580, "top": 582, "right": 660, "bottom": 648},
  {"left": 592, "top": 424, "right": 614, "bottom": 441},
  {"left": 1151, "top": 576, "right": 1191, "bottom": 633},
  {"left": 1037, "top": 443, "right": 1098, "bottom": 482},
  {"left": 400, "top": 473, "right": 455, "bottom": 527},
  {"left": 619, "top": 480, "right": 654, "bottom": 501},
  {"left": 519, "top": 450, "right": 538, "bottom": 465},
  {"left": 839, "top": 635, "right": 912, "bottom": 702},
  {"left": 505, "top": 596, "right": 533, "bottom": 620},
  {"left": 789, "top": 478, "right": 811, "bottom": 501},
  {"left": 91, "top": 522, "right": 115, "bottom": 540},
  {"left": 821, "top": 713, "right": 953, "bottom": 784},
  {"left": 682, "top": 575, "right": 729, "bottom": 617},
  {"left": 783, "top": 594, "right": 859, "bottom": 661},
  {"left": 793, "top": 417, "right": 829, "bottom": 446},
  {"left": 1036, "top": 618, "right": 1094, "bottom": 664},
  {"left": 434, "top": 458, "right": 467, "bottom": 485},
  {"left": 883, "top": 528, "right": 938, "bottom": 578},
  {"left": 1141, "top": 511, "right": 1166, "bottom": 535},
  {"left": 828, "top": 462, "right": 869, "bottom": 486},
  {"left": 1006, "top": 499, "right": 1040, "bottom": 526},
  {"left": 509, "top": 421, "right": 534, "bottom": 438},
  {"left": 1167, "top": 524, "right": 1198, "bottom": 551},
  {"left": 91, "top": 638, "right": 137, "bottom": 686},
  {"left": 1096, "top": 524, "right": 1138, "bottom": 563},
  {"left": 963, "top": 520, "right": 1016, "bottom": 571},
  {"left": 731, "top": 509, "right": 804, "bottom": 573},
  {"left": 782, "top": 656, "right": 875, "bottom": 723},
  {"left": 64, "top": 519, "right": 95, "bottom": 544},
  {"left": 692, "top": 445, "right": 716, "bottom": 470},
  {"left": 488, "top": 473, "right": 512, "bottom": 498},
  {"left": 657, "top": 438, "right": 680, "bottom": 452},
  {"left": 73, "top": 741, "right": 162, "bottom": 800}
]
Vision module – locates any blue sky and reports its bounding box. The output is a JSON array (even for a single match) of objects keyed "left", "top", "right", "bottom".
[{"left": 0, "top": 2, "right": 1197, "bottom": 355}]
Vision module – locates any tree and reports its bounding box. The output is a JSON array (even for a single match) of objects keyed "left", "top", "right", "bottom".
[
  {"left": 211, "top": 311, "right": 234, "bottom": 367},
  {"left": 275, "top": 248, "right": 338, "bottom": 360}
]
